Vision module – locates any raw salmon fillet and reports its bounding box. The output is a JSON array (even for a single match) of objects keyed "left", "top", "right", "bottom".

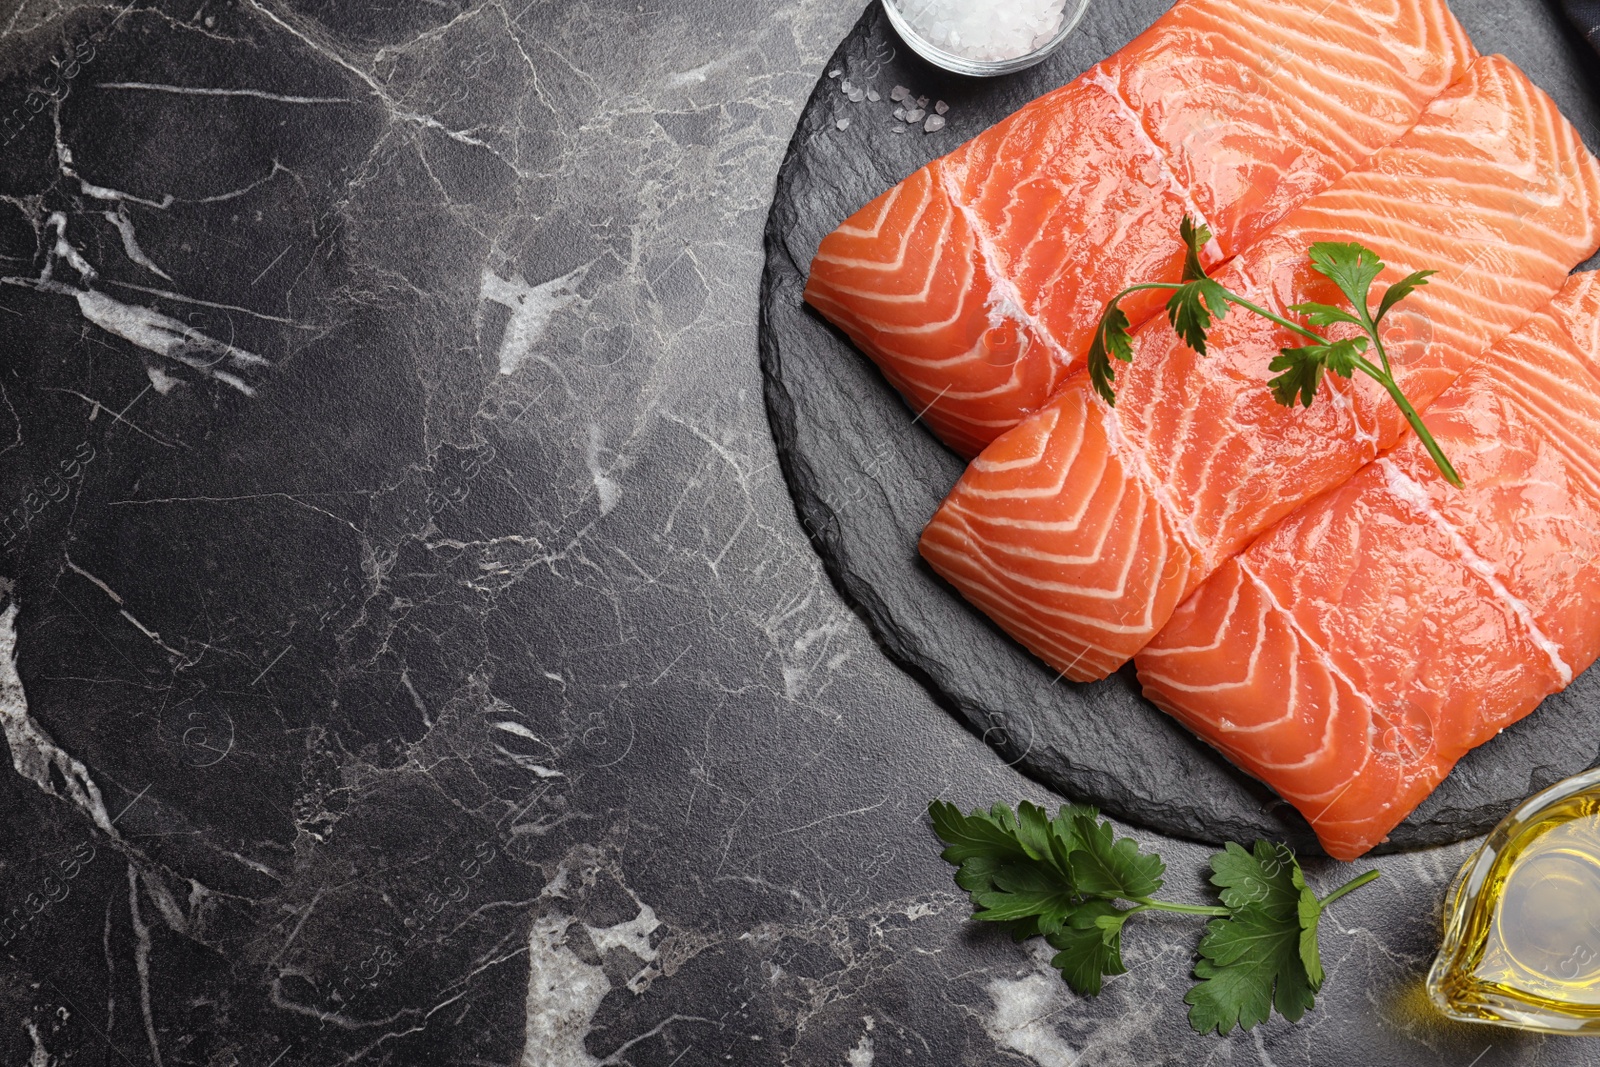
[
  {"left": 1137, "top": 273, "right": 1600, "bottom": 860},
  {"left": 804, "top": 0, "right": 1475, "bottom": 456},
  {"left": 920, "top": 56, "right": 1600, "bottom": 682}
]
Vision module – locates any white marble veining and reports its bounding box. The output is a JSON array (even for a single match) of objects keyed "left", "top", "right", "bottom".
[
  {"left": 984, "top": 964, "right": 1080, "bottom": 1067},
  {"left": 481, "top": 265, "right": 589, "bottom": 378},
  {"left": 0, "top": 603, "right": 115, "bottom": 835},
  {"left": 0, "top": 2, "right": 1591, "bottom": 1065}
]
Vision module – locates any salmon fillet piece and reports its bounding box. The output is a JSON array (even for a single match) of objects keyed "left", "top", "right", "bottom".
[
  {"left": 920, "top": 55, "right": 1600, "bottom": 682},
  {"left": 1101, "top": 0, "right": 1477, "bottom": 249},
  {"left": 804, "top": 0, "right": 1475, "bottom": 457},
  {"left": 1137, "top": 273, "right": 1600, "bottom": 860},
  {"left": 806, "top": 80, "right": 1193, "bottom": 457}
]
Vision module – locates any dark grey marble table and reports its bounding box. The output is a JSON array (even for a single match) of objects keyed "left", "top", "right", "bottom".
[{"left": 0, "top": 2, "right": 1596, "bottom": 1066}]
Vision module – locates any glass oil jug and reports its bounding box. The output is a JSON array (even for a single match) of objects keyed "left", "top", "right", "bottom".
[{"left": 1428, "top": 767, "right": 1600, "bottom": 1034}]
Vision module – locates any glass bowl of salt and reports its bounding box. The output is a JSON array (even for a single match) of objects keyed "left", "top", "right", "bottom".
[{"left": 882, "top": 0, "right": 1092, "bottom": 77}]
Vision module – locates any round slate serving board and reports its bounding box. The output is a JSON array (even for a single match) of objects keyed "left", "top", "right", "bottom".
[{"left": 761, "top": 1, "right": 1600, "bottom": 852}]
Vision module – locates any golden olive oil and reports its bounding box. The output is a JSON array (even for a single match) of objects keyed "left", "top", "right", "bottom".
[{"left": 1428, "top": 768, "right": 1600, "bottom": 1034}]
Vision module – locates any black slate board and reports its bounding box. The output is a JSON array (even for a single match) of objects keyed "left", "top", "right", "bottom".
[
  {"left": 1563, "top": 0, "right": 1600, "bottom": 50},
  {"left": 761, "top": 0, "right": 1600, "bottom": 852}
]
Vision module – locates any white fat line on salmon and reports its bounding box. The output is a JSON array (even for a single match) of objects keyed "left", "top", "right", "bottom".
[
  {"left": 1081, "top": 67, "right": 1224, "bottom": 263},
  {"left": 1189, "top": 3, "right": 1418, "bottom": 164},
  {"left": 1562, "top": 273, "right": 1600, "bottom": 357},
  {"left": 1433, "top": 153, "right": 1583, "bottom": 296},
  {"left": 1328, "top": 374, "right": 1380, "bottom": 451},
  {"left": 1231, "top": 557, "right": 1388, "bottom": 745},
  {"left": 1094, "top": 399, "right": 1207, "bottom": 567},
  {"left": 1378, "top": 458, "right": 1573, "bottom": 685},
  {"left": 932, "top": 165, "right": 1067, "bottom": 371}
]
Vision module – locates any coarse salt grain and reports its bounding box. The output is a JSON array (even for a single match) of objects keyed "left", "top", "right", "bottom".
[{"left": 893, "top": 0, "right": 1067, "bottom": 62}]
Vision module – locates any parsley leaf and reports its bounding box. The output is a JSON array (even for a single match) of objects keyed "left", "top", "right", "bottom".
[
  {"left": 1297, "top": 874, "right": 1325, "bottom": 990},
  {"left": 974, "top": 861, "right": 1081, "bottom": 932},
  {"left": 1068, "top": 811, "right": 1166, "bottom": 899},
  {"left": 1087, "top": 302, "right": 1134, "bottom": 405},
  {"left": 1307, "top": 241, "right": 1385, "bottom": 316},
  {"left": 1208, "top": 841, "right": 1299, "bottom": 914},
  {"left": 1179, "top": 216, "right": 1216, "bottom": 283},
  {"left": 1287, "top": 301, "right": 1363, "bottom": 330},
  {"left": 1376, "top": 269, "right": 1437, "bottom": 324},
  {"left": 1268, "top": 338, "right": 1367, "bottom": 408},
  {"left": 1268, "top": 347, "right": 1326, "bottom": 409},
  {"left": 1321, "top": 338, "right": 1365, "bottom": 379},
  {"left": 1167, "top": 278, "right": 1231, "bottom": 356},
  {"left": 1187, "top": 905, "right": 1317, "bottom": 1033},
  {"left": 929, "top": 802, "right": 1379, "bottom": 1038},
  {"left": 1166, "top": 216, "right": 1231, "bottom": 354},
  {"left": 930, "top": 801, "right": 1169, "bottom": 995},
  {"left": 928, "top": 800, "right": 1033, "bottom": 893},
  {"left": 1012, "top": 799, "right": 1059, "bottom": 864},
  {"left": 1185, "top": 841, "right": 1318, "bottom": 1034},
  {"left": 1047, "top": 900, "right": 1130, "bottom": 996},
  {"left": 1088, "top": 216, "right": 1228, "bottom": 401}
]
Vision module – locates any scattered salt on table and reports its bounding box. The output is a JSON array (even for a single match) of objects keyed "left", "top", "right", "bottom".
[
  {"left": 935, "top": 100, "right": 949, "bottom": 115},
  {"left": 924, "top": 115, "right": 946, "bottom": 133},
  {"left": 904, "top": 108, "right": 925, "bottom": 123},
  {"left": 893, "top": 0, "right": 1067, "bottom": 62},
  {"left": 890, "top": 85, "right": 910, "bottom": 102},
  {"left": 836, "top": 118, "right": 851, "bottom": 131}
]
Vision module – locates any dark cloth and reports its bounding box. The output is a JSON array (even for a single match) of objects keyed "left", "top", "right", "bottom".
[{"left": 1562, "top": 0, "right": 1600, "bottom": 51}]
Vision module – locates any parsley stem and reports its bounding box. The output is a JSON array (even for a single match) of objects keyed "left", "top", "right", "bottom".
[
  {"left": 1105, "top": 281, "right": 1187, "bottom": 309},
  {"left": 1094, "top": 241, "right": 1462, "bottom": 490},
  {"left": 1365, "top": 310, "right": 1393, "bottom": 378},
  {"left": 1220, "top": 294, "right": 1326, "bottom": 345},
  {"left": 1318, "top": 869, "right": 1381, "bottom": 909},
  {"left": 1221, "top": 284, "right": 1461, "bottom": 489},
  {"left": 1130, "top": 898, "right": 1233, "bottom": 917},
  {"left": 1352, "top": 356, "right": 1463, "bottom": 488}
]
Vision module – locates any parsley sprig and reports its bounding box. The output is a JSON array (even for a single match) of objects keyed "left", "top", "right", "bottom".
[
  {"left": 1086, "top": 218, "right": 1461, "bottom": 487},
  {"left": 929, "top": 800, "right": 1380, "bottom": 1035}
]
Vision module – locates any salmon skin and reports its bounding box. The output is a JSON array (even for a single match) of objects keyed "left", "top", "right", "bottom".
[
  {"left": 920, "top": 56, "right": 1600, "bottom": 683},
  {"left": 804, "top": 0, "right": 1475, "bottom": 457},
  {"left": 1137, "top": 273, "right": 1600, "bottom": 860}
]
